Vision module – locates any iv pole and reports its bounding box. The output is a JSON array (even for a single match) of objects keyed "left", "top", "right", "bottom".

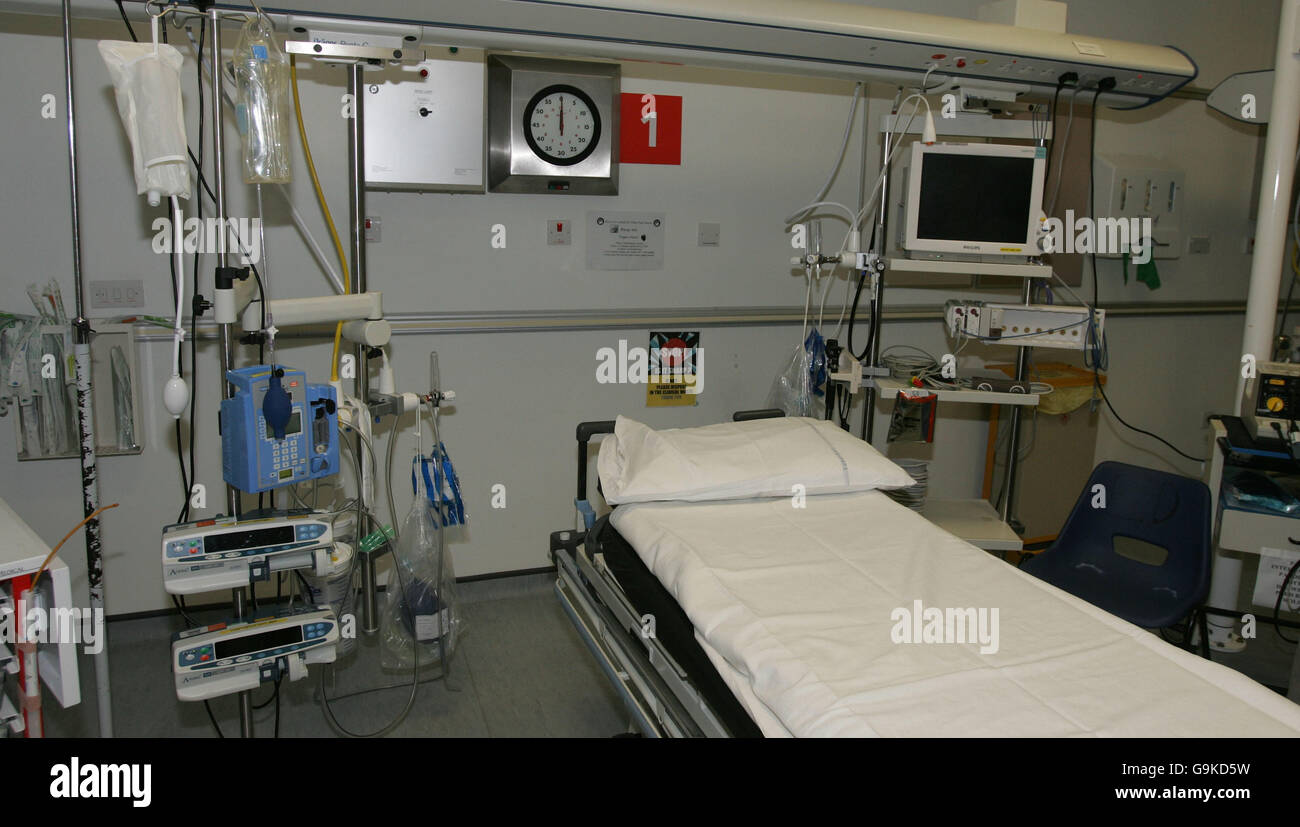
[
  {"left": 60, "top": 0, "right": 112, "bottom": 738},
  {"left": 206, "top": 5, "right": 258, "bottom": 738}
]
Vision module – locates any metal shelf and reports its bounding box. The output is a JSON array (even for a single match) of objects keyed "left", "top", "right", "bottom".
[
  {"left": 872, "top": 377, "right": 1039, "bottom": 406},
  {"left": 887, "top": 258, "right": 1053, "bottom": 279},
  {"left": 921, "top": 498, "right": 1023, "bottom": 552}
]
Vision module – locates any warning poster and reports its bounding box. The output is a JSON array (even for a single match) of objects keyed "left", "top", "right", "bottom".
[{"left": 647, "top": 331, "right": 701, "bottom": 408}]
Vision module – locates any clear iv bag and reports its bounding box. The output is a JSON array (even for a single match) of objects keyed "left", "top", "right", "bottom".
[
  {"left": 232, "top": 19, "right": 293, "bottom": 184},
  {"left": 97, "top": 41, "right": 191, "bottom": 205}
]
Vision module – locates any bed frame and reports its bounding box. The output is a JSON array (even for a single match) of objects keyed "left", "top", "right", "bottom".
[{"left": 549, "top": 410, "right": 784, "bottom": 737}]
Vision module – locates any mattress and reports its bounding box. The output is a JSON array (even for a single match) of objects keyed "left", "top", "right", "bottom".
[
  {"left": 609, "top": 490, "right": 1300, "bottom": 737},
  {"left": 593, "top": 517, "right": 763, "bottom": 737}
]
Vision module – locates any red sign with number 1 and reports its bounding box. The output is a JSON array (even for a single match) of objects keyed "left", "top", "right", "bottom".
[{"left": 620, "top": 93, "right": 682, "bottom": 165}]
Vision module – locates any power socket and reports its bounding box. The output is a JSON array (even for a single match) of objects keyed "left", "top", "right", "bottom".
[{"left": 90, "top": 279, "right": 144, "bottom": 309}]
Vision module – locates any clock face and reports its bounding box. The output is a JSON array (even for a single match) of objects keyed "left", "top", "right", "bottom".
[{"left": 522, "top": 84, "right": 602, "bottom": 167}]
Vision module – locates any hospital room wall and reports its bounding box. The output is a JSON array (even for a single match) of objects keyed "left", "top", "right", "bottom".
[{"left": 0, "top": 1, "right": 1278, "bottom": 614}]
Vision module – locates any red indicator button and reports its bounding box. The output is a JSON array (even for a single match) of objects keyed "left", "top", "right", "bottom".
[
  {"left": 931, "top": 53, "right": 946, "bottom": 59},
  {"left": 200, "top": 655, "right": 210, "bottom": 661},
  {"left": 197, "top": 519, "right": 215, "bottom": 527}
]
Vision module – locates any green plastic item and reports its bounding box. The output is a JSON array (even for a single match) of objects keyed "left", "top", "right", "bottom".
[{"left": 360, "top": 524, "right": 396, "bottom": 555}]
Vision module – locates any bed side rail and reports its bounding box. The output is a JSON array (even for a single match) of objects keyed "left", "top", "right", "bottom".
[{"left": 575, "top": 420, "right": 616, "bottom": 529}]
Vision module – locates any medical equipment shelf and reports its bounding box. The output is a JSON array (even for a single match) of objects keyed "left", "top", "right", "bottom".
[
  {"left": 886, "top": 258, "right": 1053, "bottom": 280},
  {"left": 872, "top": 377, "right": 1039, "bottom": 407},
  {"left": 919, "top": 498, "right": 1023, "bottom": 552},
  {"left": 0, "top": 497, "right": 81, "bottom": 738}
]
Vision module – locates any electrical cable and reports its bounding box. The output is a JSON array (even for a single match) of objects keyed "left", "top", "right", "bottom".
[
  {"left": 1104, "top": 46, "right": 1199, "bottom": 111},
  {"left": 175, "top": 419, "right": 189, "bottom": 522},
  {"left": 251, "top": 678, "right": 279, "bottom": 709},
  {"left": 114, "top": 0, "right": 136, "bottom": 39},
  {"left": 1272, "top": 144, "right": 1300, "bottom": 351},
  {"left": 273, "top": 672, "right": 284, "bottom": 738},
  {"left": 171, "top": 595, "right": 198, "bottom": 626},
  {"left": 203, "top": 700, "right": 224, "bottom": 738},
  {"left": 1080, "top": 84, "right": 1205, "bottom": 464},
  {"left": 1042, "top": 76, "right": 1069, "bottom": 186},
  {"left": 317, "top": 433, "right": 421, "bottom": 738},
  {"left": 1047, "top": 86, "right": 1082, "bottom": 217},
  {"left": 188, "top": 15, "right": 205, "bottom": 521},
  {"left": 1273, "top": 557, "right": 1300, "bottom": 645}
]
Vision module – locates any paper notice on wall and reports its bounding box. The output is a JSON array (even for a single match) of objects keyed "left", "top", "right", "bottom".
[
  {"left": 646, "top": 331, "right": 701, "bottom": 407},
  {"left": 1252, "top": 547, "right": 1300, "bottom": 610},
  {"left": 587, "top": 211, "right": 665, "bottom": 270}
]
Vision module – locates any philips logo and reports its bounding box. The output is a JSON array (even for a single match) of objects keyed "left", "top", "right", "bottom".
[{"left": 49, "top": 758, "right": 151, "bottom": 808}]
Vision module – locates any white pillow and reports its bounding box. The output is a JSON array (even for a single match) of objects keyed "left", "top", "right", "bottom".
[{"left": 597, "top": 415, "right": 915, "bottom": 504}]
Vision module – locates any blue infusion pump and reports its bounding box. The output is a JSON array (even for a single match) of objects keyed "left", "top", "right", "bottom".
[{"left": 221, "top": 365, "right": 340, "bottom": 494}]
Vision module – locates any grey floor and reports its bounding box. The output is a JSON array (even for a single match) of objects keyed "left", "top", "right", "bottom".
[
  {"left": 40, "top": 573, "right": 632, "bottom": 738},
  {"left": 1205, "top": 627, "right": 1300, "bottom": 697},
  {"left": 32, "top": 571, "right": 1300, "bottom": 738}
]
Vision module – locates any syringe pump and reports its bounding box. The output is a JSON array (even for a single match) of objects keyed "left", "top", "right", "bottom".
[
  {"left": 173, "top": 607, "right": 339, "bottom": 702},
  {"left": 162, "top": 509, "right": 335, "bottom": 595}
]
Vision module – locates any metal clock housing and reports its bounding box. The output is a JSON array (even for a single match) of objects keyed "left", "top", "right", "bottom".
[{"left": 488, "top": 54, "right": 619, "bottom": 194}]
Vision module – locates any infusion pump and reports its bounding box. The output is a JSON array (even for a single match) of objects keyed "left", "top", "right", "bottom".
[
  {"left": 162, "top": 509, "right": 334, "bottom": 595},
  {"left": 173, "top": 607, "right": 338, "bottom": 702}
]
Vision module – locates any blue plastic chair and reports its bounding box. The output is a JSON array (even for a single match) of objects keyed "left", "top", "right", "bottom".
[{"left": 1020, "top": 461, "right": 1212, "bottom": 654}]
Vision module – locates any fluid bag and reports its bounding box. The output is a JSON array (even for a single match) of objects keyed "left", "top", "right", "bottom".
[
  {"left": 232, "top": 19, "right": 292, "bottom": 184},
  {"left": 380, "top": 467, "right": 462, "bottom": 672},
  {"left": 98, "top": 41, "right": 191, "bottom": 205}
]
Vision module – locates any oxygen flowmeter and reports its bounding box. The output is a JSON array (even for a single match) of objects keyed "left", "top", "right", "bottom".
[{"left": 220, "top": 365, "right": 339, "bottom": 494}]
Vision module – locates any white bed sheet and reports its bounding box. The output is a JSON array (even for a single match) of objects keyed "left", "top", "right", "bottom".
[{"left": 609, "top": 490, "right": 1300, "bottom": 737}]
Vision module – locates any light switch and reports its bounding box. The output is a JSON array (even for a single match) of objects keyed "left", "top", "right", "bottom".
[
  {"left": 548, "top": 219, "right": 572, "bottom": 246},
  {"left": 698, "top": 222, "right": 721, "bottom": 247}
]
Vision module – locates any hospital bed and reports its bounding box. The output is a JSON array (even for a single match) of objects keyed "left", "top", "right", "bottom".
[{"left": 551, "top": 411, "right": 1300, "bottom": 738}]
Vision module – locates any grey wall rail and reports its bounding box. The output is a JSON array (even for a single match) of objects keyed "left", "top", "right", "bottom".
[{"left": 132, "top": 301, "right": 1254, "bottom": 341}]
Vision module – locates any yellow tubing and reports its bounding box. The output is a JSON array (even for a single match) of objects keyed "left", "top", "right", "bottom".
[{"left": 291, "top": 56, "right": 350, "bottom": 382}]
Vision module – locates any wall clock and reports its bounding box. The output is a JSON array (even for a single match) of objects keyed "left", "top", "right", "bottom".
[{"left": 487, "top": 54, "right": 619, "bottom": 194}]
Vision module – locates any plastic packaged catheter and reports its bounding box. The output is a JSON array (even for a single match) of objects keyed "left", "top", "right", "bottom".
[
  {"left": 233, "top": 18, "right": 293, "bottom": 184},
  {"left": 97, "top": 40, "right": 191, "bottom": 206}
]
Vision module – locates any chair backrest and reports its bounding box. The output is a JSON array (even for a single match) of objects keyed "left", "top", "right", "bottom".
[{"left": 1050, "top": 460, "right": 1212, "bottom": 601}]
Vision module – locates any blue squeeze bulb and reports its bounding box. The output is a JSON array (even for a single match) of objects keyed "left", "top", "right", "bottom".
[{"left": 263, "top": 367, "right": 293, "bottom": 440}]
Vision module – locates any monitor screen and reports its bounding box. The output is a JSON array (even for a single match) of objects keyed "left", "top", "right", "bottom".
[
  {"left": 214, "top": 625, "right": 303, "bottom": 660},
  {"left": 914, "top": 153, "right": 1036, "bottom": 245},
  {"left": 204, "top": 526, "right": 294, "bottom": 554}
]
